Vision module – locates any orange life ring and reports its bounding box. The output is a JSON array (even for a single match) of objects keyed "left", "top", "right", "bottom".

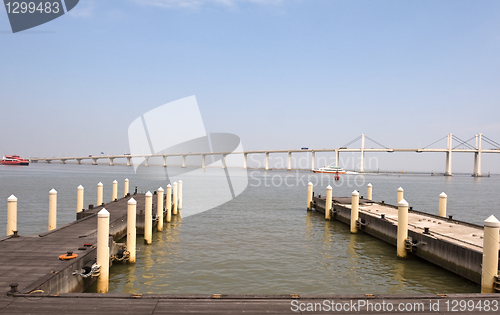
[{"left": 59, "top": 252, "right": 78, "bottom": 260}]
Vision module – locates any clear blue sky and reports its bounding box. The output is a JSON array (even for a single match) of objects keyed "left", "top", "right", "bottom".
[{"left": 1, "top": 0, "right": 499, "bottom": 173}]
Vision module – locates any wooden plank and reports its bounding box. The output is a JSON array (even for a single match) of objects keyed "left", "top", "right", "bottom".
[
  {"left": 1, "top": 294, "right": 499, "bottom": 315},
  {"left": 0, "top": 194, "right": 155, "bottom": 294}
]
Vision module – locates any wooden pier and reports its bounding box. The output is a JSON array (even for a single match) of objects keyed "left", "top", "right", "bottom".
[
  {"left": 312, "top": 195, "right": 500, "bottom": 286},
  {"left": 1, "top": 293, "right": 499, "bottom": 314},
  {"left": 0, "top": 193, "right": 160, "bottom": 295},
  {"left": 0, "top": 187, "right": 498, "bottom": 314}
]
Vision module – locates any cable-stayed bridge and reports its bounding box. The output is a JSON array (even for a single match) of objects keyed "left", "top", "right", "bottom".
[{"left": 29, "top": 133, "right": 499, "bottom": 176}]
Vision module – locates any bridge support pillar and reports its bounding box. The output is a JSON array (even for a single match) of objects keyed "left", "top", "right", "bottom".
[
  {"left": 109, "top": 158, "right": 114, "bottom": 166},
  {"left": 335, "top": 150, "right": 339, "bottom": 167},
  {"left": 445, "top": 133, "right": 453, "bottom": 176},
  {"left": 243, "top": 153, "right": 247, "bottom": 169},
  {"left": 222, "top": 154, "right": 227, "bottom": 169},
  {"left": 265, "top": 152, "right": 269, "bottom": 171},
  {"left": 360, "top": 134, "right": 365, "bottom": 172},
  {"left": 288, "top": 152, "right": 292, "bottom": 171},
  {"left": 202, "top": 155, "right": 206, "bottom": 169},
  {"left": 144, "top": 157, "right": 149, "bottom": 167},
  {"left": 126, "top": 157, "right": 131, "bottom": 166},
  {"left": 76, "top": 159, "right": 82, "bottom": 165},
  {"left": 163, "top": 156, "right": 167, "bottom": 167},
  {"left": 61, "top": 159, "right": 66, "bottom": 164},
  {"left": 473, "top": 133, "right": 482, "bottom": 177},
  {"left": 92, "top": 158, "right": 98, "bottom": 165},
  {"left": 182, "top": 155, "right": 186, "bottom": 168},
  {"left": 311, "top": 151, "right": 315, "bottom": 171}
]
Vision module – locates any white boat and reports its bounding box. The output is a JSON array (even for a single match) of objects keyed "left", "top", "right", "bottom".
[{"left": 313, "top": 166, "right": 346, "bottom": 174}]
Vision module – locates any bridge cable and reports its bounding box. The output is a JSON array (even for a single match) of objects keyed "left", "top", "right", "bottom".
[
  {"left": 340, "top": 135, "right": 362, "bottom": 149},
  {"left": 452, "top": 136, "right": 475, "bottom": 150},
  {"left": 422, "top": 135, "right": 448, "bottom": 149},
  {"left": 482, "top": 136, "right": 500, "bottom": 149},
  {"left": 364, "top": 136, "right": 389, "bottom": 149}
]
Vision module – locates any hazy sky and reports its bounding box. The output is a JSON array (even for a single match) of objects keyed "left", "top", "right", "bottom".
[{"left": 1, "top": 0, "right": 499, "bottom": 173}]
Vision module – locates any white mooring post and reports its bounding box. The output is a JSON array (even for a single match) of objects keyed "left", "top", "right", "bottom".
[
  {"left": 173, "top": 182, "right": 178, "bottom": 215},
  {"left": 112, "top": 180, "right": 118, "bottom": 201},
  {"left": 397, "top": 187, "right": 404, "bottom": 204},
  {"left": 48, "top": 189, "right": 57, "bottom": 231},
  {"left": 438, "top": 192, "right": 447, "bottom": 218},
  {"left": 307, "top": 182, "right": 313, "bottom": 210},
  {"left": 144, "top": 191, "right": 152, "bottom": 245},
  {"left": 178, "top": 180, "right": 183, "bottom": 210},
  {"left": 166, "top": 184, "right": 172, "bottom": 222},
  {"left": 157, "top": 187, "right": 164, "bottom": 232},
  {"left": 96, "top": 208, "right": 110, "bottom": 293},
  {"left": 77, "top": 185, "right": 84, "bottom": 213},
  {"left": 325, "top": 185, "right": 332, "bottom": 220},
  {"left": 366, "top": 183, "right": 373, "bottom": 200},
  {"left": 481, "top": 215, "right": 500, "bottom": 293},
  {"left": 397, "top": 199, "right": 409, "bottom": 258},
  {"left": 7, "top": 195, "right": 17, "bottom": 236},
  {"left": 351, "top": 190, "right": 359, "bottom": 233},
  {"left": 127, "top": 198, "right": 136, "bottom": 264},
  {"left": 124, "top": 178, "right": 129, "bottom": 197},
  {"left": 97, "top": 182, "right": 103, "bottom": 206}
]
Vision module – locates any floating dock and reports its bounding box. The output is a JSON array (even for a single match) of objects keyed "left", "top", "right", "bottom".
[
  {"left": 311, "top": 195, "right": 500, "bottom": 286},
  {"left": 0, "top": 193, "right": 160, "bottom": 295}
]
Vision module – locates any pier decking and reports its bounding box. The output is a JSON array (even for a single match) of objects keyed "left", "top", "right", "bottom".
[
  {"left": 1, "top": 293, "right": 499, "bottom": 314},
  {"left": 312, "top": 196, "right": 500, "bottom": 285},
  {"left": 0, "top": 193, "right": 158, "bottom": 295}
]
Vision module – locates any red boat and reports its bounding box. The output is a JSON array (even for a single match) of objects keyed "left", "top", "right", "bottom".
[{"left": 1, "top": 155, "right": 29, "bottom": 166}]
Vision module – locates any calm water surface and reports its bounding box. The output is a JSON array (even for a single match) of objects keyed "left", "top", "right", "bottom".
[{"left": 1, "top": 163, "right": 495, "bottom": 294}]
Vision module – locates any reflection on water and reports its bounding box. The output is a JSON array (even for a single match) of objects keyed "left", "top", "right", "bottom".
[{"left": 0, "top": 164, "right": 487, "bottom": 294}]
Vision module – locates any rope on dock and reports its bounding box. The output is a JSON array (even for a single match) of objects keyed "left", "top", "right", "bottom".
[
  {"left": 72, "top": 263, "right": 101, "bottom": 278},
  {"left": 111, "top": 249, "right": 130, "bottom": 262}
]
